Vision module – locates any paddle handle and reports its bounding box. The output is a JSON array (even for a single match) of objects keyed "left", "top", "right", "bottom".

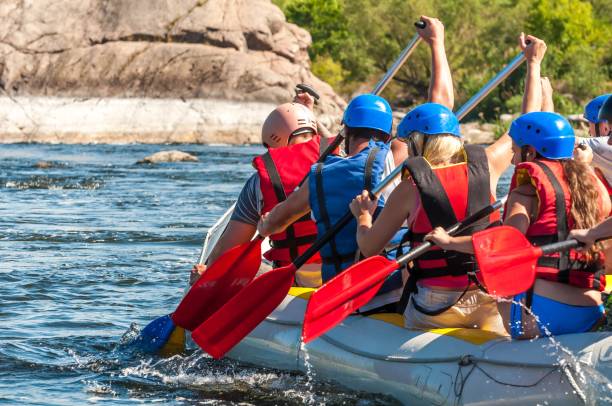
[
  {"left": 455, "top": 51, "right": 526, "bottom": 120},
  {"left": 540, "top": 236, "right": 612, "bottom": 255},
  {"left": 540, "top": 239, "right": 581, "bottom": 255},
  {"left": 396, "top": 200, "right": 503, "bottom": 265},
  {"left": 317, "top": 22, "right": 425, "bottom": 162}
]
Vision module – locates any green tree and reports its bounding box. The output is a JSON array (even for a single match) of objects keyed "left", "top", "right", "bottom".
[{"left": 275, "top": 0, "right": 611, "bottom": 117}]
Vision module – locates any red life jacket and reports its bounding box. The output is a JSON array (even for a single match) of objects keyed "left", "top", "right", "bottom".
[
  {"left": 403, "top": 145, "right": 500, "bottom": 286},
  {"left": 252, "top": 137, "right": 321, "bottom": 267},
  {"left": 509, "top": 159, "right": 606, "bottom": 291}
]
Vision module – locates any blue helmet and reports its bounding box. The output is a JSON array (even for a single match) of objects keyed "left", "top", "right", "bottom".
[
  {"left": 584, "top": 94, "right": 611, "bottom": 124},
  {"left": 509, "top": 112, "right": 575, "bottom": 160},
  {"left": 343, "top": 94, "right": 393, "bottom": 135},
  {"left": 599, "top": 95, "right": 612, "bottom": 123},
  {"left": 397, "top": 103, "right": 461, "bottom": 139}
]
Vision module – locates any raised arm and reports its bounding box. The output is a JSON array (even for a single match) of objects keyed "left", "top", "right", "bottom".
[
  {"left": 486, "top": 34, "right": 547, "bottom": 182},
  {"left": 418, "top": 16, "right": 454, "bottom": 109},
  {"left": 520, "top": 33, "right": 546, "bottom": 114},
  {"left": 540, "top": 77, "right": 554, "bottom": 112}
]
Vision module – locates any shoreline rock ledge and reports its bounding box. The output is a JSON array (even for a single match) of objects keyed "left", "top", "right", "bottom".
[{"left": 0, "top": 0, "right": 345, "bottom": 144}]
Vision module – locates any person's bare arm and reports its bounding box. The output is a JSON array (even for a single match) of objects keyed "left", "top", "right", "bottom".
[
  {"left": 258, "top": 182, "right": 310, "bottom": 236},
  {"left": 418, "top": 16, "right": 453, "bottom": 109},
  {"left": 486, "top": 34, "right": 547, "bottom": 184},
  {"left": 391, "top": 138, "right": 408, "bottom": 166},
  {"left": 351, "top": 180, "right": 415, "bottom": 257},
  {"left": 502, "top": 185, "right": 537, "bottom": 233},
  {"left": 425, "top": 229, "right": 475, "bottom": 254},
  {"left": 570, "top": 218, "right": 612, "bottom": 249},
  {"left": 206, "top": 220, "right": 257, "bottom": 265},
  {"left": 540, "top": 77, "right": 554, "bottom": 112},
  {"left": 520, "top": 33, "right": 546, "bottom": 114},
  {"left": 426, "top": 185, "right": 536, "bottom": 254}
]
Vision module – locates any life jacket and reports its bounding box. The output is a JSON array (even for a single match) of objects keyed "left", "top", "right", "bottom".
[
  {"left": 398, "top": 145, "right": 500, "bottom": 315},
  {"left": 308, "top": 140, "right": 395, "bottom": 285},
  {"left": 252, "top": 136, "right": 321, "bottom": 267},
  {"left": 509, "top": 159, "right": 606, "bottom": 291}
]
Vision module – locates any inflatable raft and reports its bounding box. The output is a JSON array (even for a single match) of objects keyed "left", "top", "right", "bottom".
[
  {"left": 194, "top": 207, "right": 612, "bottom": 404},
  {"left": 221, "top": 287, "right": 612, "bottom": 405}
]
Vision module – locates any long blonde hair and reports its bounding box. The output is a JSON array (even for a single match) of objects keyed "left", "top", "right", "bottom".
[{"left": 409, "top": 132, "right": 464, "bottom": 166}]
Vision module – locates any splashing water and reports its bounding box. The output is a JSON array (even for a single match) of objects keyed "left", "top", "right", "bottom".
[{"left": 495, "top": 295, "right": 612, "bottom": 404}]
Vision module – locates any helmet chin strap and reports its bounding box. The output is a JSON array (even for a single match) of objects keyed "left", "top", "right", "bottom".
[{"left": 595, "top": 123, "right": 601, "bottom": 137}]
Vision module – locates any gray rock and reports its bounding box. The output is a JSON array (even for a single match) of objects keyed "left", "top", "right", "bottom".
[
  {"left": 0, "top": 0, "right": 345, "bottom": 120},
  {"left": 137, "top": 150, "right": 198, "bottom": 164}
]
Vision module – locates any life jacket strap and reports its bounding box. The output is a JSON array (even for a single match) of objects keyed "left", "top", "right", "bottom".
[
  {"left": 532, "top": 160, "right": 570, "bottom": 271},
  {"left": 262, "top": 152, "right": 299, "bottom": 260},
  {"left": 315, "top": 146, "right": 381, "bottom": 275}
]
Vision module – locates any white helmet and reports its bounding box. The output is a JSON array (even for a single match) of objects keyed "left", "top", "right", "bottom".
[{"left": 261, "top": 103, "right": 317, "bottom": 148}]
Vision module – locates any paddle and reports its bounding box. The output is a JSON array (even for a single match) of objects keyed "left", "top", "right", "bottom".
[
  {"left": 472, "top": 225, "right": 604, "bottom": 297},
  {"left": 192, "top": 47, "right": 528, "bottom": 359},
  {"left": 302, "top": 200, "right": 503, "bottom": 343},
  {"left": 131, "top": 204, "right": 234, "bottom": 353},
  {"left": 170, "top": 23, "right": 426, "bottom": 329}
]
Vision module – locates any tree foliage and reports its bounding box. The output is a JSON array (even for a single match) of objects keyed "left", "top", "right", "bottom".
[{"left": 274, "top": 0, "right": 611, "bottom": 118}]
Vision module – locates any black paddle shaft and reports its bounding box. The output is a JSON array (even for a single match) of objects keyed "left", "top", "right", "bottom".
[
  {"left": 540, "top": 239, "right": 580, "bottom": 255},
  {"left": 395, "top": 200, "right": 504, "bottom": 266},
  {"left": 540, "top": 236, "right": 611, "bottom": 255},
  {"left": 316, "top": 21, "right": 426, "bottom": 162}
]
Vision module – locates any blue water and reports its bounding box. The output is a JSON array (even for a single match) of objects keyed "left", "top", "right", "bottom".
[{"left": 0, "top": 144, "right": 404, "bottom": 405}]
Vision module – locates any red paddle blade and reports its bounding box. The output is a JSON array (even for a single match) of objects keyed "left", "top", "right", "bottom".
[
  {"left": 172, "top": 237, "right": 263, "bottom": 331},
  {"left": 302, "top": 255, "right": 397, "bottom": 343},
  {"left": 473, "top": 226, "right": 540, "bottom": 296},
  {"left": 192, "top": 264, "right": 296, "bottom": 359}
]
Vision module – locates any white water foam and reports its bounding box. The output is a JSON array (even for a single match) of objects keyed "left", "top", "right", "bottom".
[{"left": 495, "top": 295, "right": 612, "bottom": 405}]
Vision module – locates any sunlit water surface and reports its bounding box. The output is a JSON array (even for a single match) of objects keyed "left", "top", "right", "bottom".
[{"left": 1, "top": 144, "right": 419, "bottom": 405}]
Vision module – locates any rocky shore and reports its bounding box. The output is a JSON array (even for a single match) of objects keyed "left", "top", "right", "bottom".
[
  {"left": 0, "top": 0, "right": 345, "bottom": 144},
  {"left": 0, "top": 0, "right": 588, "bottom": 145},
  {"left": 0, "top": 94, "right": 511, "bottom": 144}
]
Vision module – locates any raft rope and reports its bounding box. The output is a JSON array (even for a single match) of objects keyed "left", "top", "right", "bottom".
[
  {"left": 453, "top": 354, "right": 581, "bottom": 405},
  {"left": 291, "top": 330, "right": 591, "bottom": 404}
]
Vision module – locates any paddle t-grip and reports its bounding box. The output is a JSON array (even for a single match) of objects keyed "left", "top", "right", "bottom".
[
  {"left": 295, "top": 84, "right": 320, "bottom": 101},
  {"left": 414, "top": 21, "right": 426, "bottom": 29}
]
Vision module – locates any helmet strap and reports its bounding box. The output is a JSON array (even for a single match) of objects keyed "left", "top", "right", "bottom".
[{"left": 595, "top": 123, "right": 601, "bottom": 137}]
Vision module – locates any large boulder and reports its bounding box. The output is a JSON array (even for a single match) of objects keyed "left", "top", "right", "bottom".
[{"left": 0, "top": 0, "right": 345, "bottom": 143}]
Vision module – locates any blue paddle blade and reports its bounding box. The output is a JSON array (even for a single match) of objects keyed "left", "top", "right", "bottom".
[{"left": 132, "top": 314, "right": 176, "bottom": 353}]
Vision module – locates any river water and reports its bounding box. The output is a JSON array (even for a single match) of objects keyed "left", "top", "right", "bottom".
[
  {"left": 3, "top": 143, "right": 608, "bottom": 405},
  {"left": 0, "top": 144, "right": 408, "bottom": 405}
]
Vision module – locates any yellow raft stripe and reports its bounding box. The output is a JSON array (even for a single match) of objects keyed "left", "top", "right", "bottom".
[
  {"left": 288, "top": 287, "right": 504, "bottom": 345},
  {"left": 606, "top": 275, "right": 612, "bottom": 294}
]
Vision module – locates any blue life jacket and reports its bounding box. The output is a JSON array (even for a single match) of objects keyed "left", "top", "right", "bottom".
[{"left": 309, "top": 140, "right": 404, "bottom": 300}]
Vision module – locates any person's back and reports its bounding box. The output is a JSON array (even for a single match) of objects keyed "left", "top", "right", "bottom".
[
  {"left": 200, "top": 101, "right": 325, "bottom": 287},
  {"left": 501, "top": 112, "right": 610, "bottom": 338}
]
